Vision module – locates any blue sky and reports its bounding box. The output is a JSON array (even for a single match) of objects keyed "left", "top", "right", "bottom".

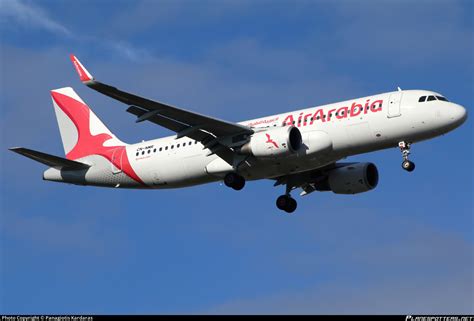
[{"left": 0, "top": 0, "right": 473, "bottom": 314}]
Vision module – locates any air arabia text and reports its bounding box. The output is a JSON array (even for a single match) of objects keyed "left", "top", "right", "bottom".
[{"left": 282, "top": 99, "right": 383, "bottom": 127}]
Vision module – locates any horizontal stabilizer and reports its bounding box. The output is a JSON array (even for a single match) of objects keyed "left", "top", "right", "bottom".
[{"left": 9, "top": 147, "right": 90, "bottom": 170}]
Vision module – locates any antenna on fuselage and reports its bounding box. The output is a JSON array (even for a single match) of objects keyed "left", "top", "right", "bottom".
[{"left": 397, "top": 86, "right": 402, "bottom": 92}]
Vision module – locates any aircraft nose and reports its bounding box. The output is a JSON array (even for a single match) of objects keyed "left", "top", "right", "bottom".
[{"left": 450, "top": 103, "right": 467, "bottom": 126}]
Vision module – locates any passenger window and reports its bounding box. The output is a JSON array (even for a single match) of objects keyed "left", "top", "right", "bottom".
[
  {"left": 165, "top": 146, "right": 168, "bottom": 150},
  {"left": 153, "top": 148, "right": 156, "bottom": 153},
  {"left": 148, "top": 150, "right": 151, "bottom": 154},
  {"left": 159, "top": 147, "right": 162, "bottom": 152},
  {"left": 419, "top": 96, "right": 426, "bottom": 102},
  {"left": 171, "top": 145, "right": 174, "bottom": 149},
  {"left": 141, "top": 151, "right": 145, "bottom": 155},
  {"left": 136, "top": 152, "right": 139, "bottom": 156},
  {"left": 436, "top": 96, "right": 449, "bottom": 102},
  {"left": 427, "top": 96, "right": 436, "bottom": 101}
]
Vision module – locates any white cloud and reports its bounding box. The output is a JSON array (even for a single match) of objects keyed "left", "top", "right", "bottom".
[
  {"left": 105, "top": 40, "right": 153, "bottom": 62},
  {"left": 0, "top": 0, "right": 71, "bottom": 36},
  {"left": 0, "top": 0, "right": 152, "bottom": 62}
]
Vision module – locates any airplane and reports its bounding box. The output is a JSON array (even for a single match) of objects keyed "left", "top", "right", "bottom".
[{"left": 10, "top": 55, "right": 468, "bottom": 213}]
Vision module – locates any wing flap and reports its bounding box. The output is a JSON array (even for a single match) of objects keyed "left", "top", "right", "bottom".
[
  {"left": 127, "top": 106, "right": 189, "bottom": 133},
  {"left": 9, "top": 147, "right": 90, "bottom": 170},
  {"left": 126, "top": 106, "right": 235, "bottom": 163}
]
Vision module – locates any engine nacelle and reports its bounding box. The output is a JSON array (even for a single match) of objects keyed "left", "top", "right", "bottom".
[
  {"left": 240, "top": 126, "right": 302, "bottom": 158},
  {"left": 327, "top": 162, "right": 379, "bottom": 194}
]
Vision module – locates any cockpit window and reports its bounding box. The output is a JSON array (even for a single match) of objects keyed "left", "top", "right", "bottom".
[{"left": 419, "top": 95, "right": 449, "bottom": 103}]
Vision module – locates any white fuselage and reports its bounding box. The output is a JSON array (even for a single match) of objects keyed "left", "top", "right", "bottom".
[{"left": 43, "top": 89, "right": 467, "bottom": 189}]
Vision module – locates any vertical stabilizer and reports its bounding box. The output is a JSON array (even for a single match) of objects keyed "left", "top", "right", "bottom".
[{"left": 51, "top": 87, "right": 125, "bottom": 160}]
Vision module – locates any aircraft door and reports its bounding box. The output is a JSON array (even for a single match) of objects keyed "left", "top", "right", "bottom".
[
  {"left": 111, "top": 148, "right": 124, "bottom": 174},
  {"left": 387, "top": 92, "right": 403, "bottom": 118}
]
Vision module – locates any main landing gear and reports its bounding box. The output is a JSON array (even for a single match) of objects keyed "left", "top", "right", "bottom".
[
  {"left": 224, "top": 172, "right": 245, "bottom": 190},
  {"left": 399, "top": 141, "right": 415, "bottom": 172},
  {"left": 276, "top": 194, "right": 297, "bottom": 213},
  {"left": 224, "top": 172, "right": 298, "bottom": 213},
  {"left": 276, "top": 184, "right": 297, "bottom": 213}
]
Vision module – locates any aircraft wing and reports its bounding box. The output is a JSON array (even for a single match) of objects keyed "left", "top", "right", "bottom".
[{"left": 70, "top": 55, "right": 253, "bottom": 163}]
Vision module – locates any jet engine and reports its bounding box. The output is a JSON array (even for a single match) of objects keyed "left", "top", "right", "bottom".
[
  {"left": 239, "top": 126, "right": 302, "bottom": 158},
  {"left": 325, "top": 162, "right": 379, "bottom": 194}
]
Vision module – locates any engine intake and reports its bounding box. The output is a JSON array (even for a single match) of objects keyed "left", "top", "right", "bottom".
[
  {"left": 240, "top": 126, "right": 302, "bottom": 158},
  {"left": 326, "top": 162, "right": 379, "bottom": 194}
]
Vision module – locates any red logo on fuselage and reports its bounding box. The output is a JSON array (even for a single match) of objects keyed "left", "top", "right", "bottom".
[
  {"left": 265, "top": 134, "right": 279, "bottom": 149},
  {"left": 51, "top": 91, "right": 144, "bottom": 185},
  {"left": 281, "top": 99, "right": 384, "bottom": 127}
]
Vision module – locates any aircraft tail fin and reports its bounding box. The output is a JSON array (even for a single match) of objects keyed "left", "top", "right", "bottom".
[
  {"left": 9, "top": 147, "right": 90, "bottom": 170},
  {"left": 51, "top": 87, "right": 125, "bottom": 160}
]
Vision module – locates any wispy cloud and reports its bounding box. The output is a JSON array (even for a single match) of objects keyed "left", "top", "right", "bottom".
[
  {"left": 0, "top": 0, "right": 71, "bottom": 36},
  {"left": 0, "top": 0, "right": 151, "bottom": 62},
  {"left": 104, "top": 40, "right": 153, "bottom": 62}
]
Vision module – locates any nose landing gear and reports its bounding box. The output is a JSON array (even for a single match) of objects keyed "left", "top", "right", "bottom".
[{"left": 399, "top": 141, "right": 415, "bottom": 172}]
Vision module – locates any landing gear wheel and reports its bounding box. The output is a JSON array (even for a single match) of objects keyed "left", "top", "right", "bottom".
[
  {"left": 402, "top": 160, "right": 415, "bottom": 172},
  {"left": 276, "top": 195, "right": 297, "bottom": 213},
  {"left": 232, "top": 177, "right": 245, "bottom": 190},
  {"left": 286, "top": 197, "right": 297, "bottom": 213},
  {"left": 276, "top": 195, "right": 289, "bottom": 210},
  {"left": 224, "top": 173, "right": 246, "bottom": 190},
  {"left": 399, "top": 141, "right": 415, "bottom": 173}
]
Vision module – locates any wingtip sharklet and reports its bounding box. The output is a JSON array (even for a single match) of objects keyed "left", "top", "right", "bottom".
[{"left": 70, "top": 54, "right": 94, "bottom": 83}]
